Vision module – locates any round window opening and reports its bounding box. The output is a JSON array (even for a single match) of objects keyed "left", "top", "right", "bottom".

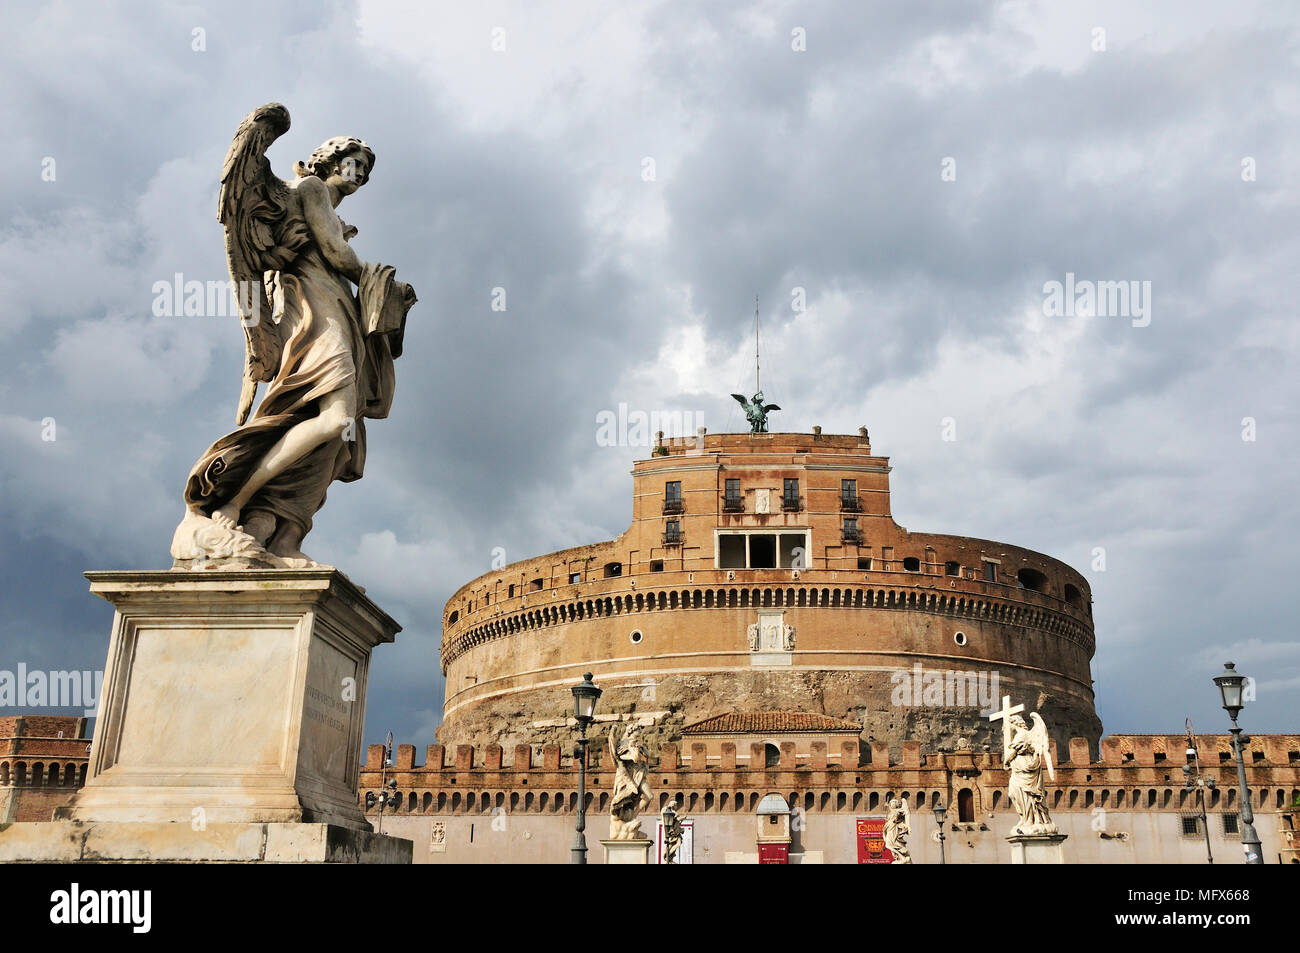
[
  {"left": 629, "top": 630, "right": 644, "bottom": 644},
  {"left": 953, "top": 631, "right": 967, "bottom": 646}
]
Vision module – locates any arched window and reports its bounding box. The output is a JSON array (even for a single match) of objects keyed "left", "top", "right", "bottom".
[
  {"left": 958, "top": 788, "right": 975, "bottom": 823},
  {"left": 1063, "top": 583, "right": 1081, "bottom": 606},
  {"left": 764, "top": 744, "right": 780, "bottom": 768}
]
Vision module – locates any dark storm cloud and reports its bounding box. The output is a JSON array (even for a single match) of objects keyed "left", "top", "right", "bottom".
[{"left": 1, "top": 0, "right": 1296, "bottom": 746}]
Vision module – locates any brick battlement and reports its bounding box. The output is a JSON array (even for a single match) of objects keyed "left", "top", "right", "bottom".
[{"left": 359, "top": 734, "right": 1300, "bottom": 819}]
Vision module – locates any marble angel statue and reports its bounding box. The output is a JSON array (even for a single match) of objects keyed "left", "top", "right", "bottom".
[
  {"left": 608, "top": 725, "right": 653, "bottom": 840},
  {"left": 1003, "top": 712, "right": 1058, "bottom": 835},
  {"left": 170, "top": 103, "right": 418, "bottom": 569},
  {"left": 883, "top": 796, "right": 912, "bottom": 864}
]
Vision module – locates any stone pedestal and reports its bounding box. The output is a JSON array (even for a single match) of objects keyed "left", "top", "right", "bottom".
[
  {"left": 0, "top": 568, "right": 412, "bottom": 864},
  {"left": 0, "top": 820, "right": 412, "bottom": 864},
  {"left": 602, "top": 838, "right": 653, "bottom": 864},
  {"left": 1007, "top": 832, "right": 1068, "bottom": 864}
]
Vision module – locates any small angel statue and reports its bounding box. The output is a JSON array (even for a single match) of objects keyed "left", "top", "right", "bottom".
[
  {"left": 1004, "top": 712, "right": 1058, "bottom": 835},
  {"left": 731, "top": 391, "right": 781, "bottom": 433},
  {"left": 170, "top": 103, "right": 417, "bottom": 569},
  {"left": 884, "top": 796, "right": 912, "bottom": 864},
  {"left": 661, "top": 802, "right": 685, "bottom": 864}
]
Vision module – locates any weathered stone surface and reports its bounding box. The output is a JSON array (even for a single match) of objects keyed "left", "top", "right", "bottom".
[{"left": 65, "top": 569, "right": 398, "bottom": 831}]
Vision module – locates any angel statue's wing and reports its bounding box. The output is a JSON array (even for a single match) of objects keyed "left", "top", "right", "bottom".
[
  {"left": 762, "top": 403, "right": 781, "bottom": 412},
  {"left": 901, "top": 796, "right": 911, "bottom": 828},
  {"left": 731, "top": 394, "right": 750, "bottom": 409},
  {"left": 218, "top": 102, "right": 306, "bottom": 424},
  {"left": 1030, "top": 712, "right": 1055, "bottom": 782}
]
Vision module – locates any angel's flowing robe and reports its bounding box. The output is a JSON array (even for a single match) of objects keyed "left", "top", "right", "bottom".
[
  {"left": 182, "top": 216, "right": 412, "bottom": 549},
  {"left": 1006, "top": 727, "right": 1053, "bottom": 831}
]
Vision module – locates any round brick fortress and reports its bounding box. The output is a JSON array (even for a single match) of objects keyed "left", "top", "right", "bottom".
[{"left": 438, "top": 432, "right": 1100, "bottom": 760}]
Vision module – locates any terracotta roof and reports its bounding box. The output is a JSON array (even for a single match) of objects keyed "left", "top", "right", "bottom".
[{"left": 682, "top": 712, "right": 863, "bottom": 735}]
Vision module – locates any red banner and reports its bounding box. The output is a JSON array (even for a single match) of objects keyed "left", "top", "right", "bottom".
[
  {"left": 758, "top": 843, "right": 789, "bottom": 864},
  {"left": 857, "top": 817, "right": 892, "bottom": 864}
]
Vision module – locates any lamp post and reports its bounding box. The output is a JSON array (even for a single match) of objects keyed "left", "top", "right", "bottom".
[
  {"left": 1213, "top": 662, "right": 1263, "bottom": 864},
  {"left": 570, "top": 672, "right": 602, "bottom": 864},
  {"left": 933, "top": 799, "right": 947, "bottom": 865},
  {"left": 364, "top": 731, "right": 399, "bottom": 835},
  {"left": 1182, "top": 718, "right": 1214, "bottom": 864}
]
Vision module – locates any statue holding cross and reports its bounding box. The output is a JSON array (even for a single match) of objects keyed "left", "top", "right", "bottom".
[{"left": 989, "top": 694, "right": 1057, "bottom": 835}]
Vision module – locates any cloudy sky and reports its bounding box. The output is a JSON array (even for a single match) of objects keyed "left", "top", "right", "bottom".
[{"left": 2, "top": 1, "right": 1296, "bottom": 749}]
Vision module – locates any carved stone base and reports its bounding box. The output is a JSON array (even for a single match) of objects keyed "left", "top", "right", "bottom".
[
  {"left": 1007, "top": 832, "right": 1068, "bottom": 864},
  {"left": 601, "top": 838, "right": 653, "bottom": 865},
  {"left": 65, "top": 569, "right": 399, "bottom": 831},
  {"left": 0, "top": 821, "right": 411, "bottom": 864}
]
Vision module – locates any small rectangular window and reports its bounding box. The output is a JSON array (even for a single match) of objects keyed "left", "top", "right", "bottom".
[
  {"left": 1180, "top": 816, "right": 1200, "bottom": 836},
  {"left": 508, "top": 584, "right": 515, "bottom": 598},
  {"left": 779, "top": 533, "right": 805, "bottom": 568},
  {"left": 749, "top": 533, "right": 776, "bottom": 568},
  {"left": 984, "top": 561, "right": 997, "bottom": 582},
  {"left": 725, "top": 478, "right": 740, "bottom": 500},
  {"left": 718, "top": 534, "right": 746, "bottom": 569},
  {"left": 665, "top": 481, "right": 681, "bottom": 502},
  {"left": 650, "top": 559, "right": 664, "bottom": 572},
  {"left": 945, "top": 561, "right": 961, "bottom": 576},
  {"left": 858, "top": 557, "right": 872, "bottom": 571},
  {"left": 569, "top": 572, "right": 581, "bottom": 584},
  {"left": 783, "top": 478, "right": 799, "bottom": 500},
  {"left": 530, "top": 578, "right": 543, "bottom": 591},
  {"left": 1222, "top": 813, "right": 1240, "bottom": 836}
]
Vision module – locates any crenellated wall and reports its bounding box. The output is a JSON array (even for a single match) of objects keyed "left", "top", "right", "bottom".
[
  {"left": 361, "top": 733, "right": 1300, "bottom": 820},
  {"left": 357, "top": 732, "right": 1300, "bottom": 864}
]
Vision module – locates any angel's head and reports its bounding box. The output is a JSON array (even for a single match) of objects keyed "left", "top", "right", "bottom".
[
  {"left": 1010, "top": 714, "right": 1029, "bottom": 731},
  {"left": 295, "top": 136, "right": 375, "bottom": 197}
]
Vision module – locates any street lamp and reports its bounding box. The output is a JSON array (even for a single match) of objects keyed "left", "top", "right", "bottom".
[
  {"left": 933, "top": 799, "right": 947, "bottom": 865},
  {"left": 1213, "top": 662, "right": 1263, "bottom": 864},
  {"left": 1182, "top": 718, "right": 1214, "bottom": 864},
  {"left": 364, "top": 731, "right": 400, "bottom": 835},
  {"left": 570, "top": 672, "right": 602, "bottom": 864}
]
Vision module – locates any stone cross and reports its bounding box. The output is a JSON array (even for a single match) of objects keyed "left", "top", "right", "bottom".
[{"left": 988, "top": 694, "right": 1024, "bottom": 746}]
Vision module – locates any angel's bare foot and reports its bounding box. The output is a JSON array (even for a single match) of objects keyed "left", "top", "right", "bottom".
[{"left": 211, "top": 503, "right": 242, "bottom": 530}]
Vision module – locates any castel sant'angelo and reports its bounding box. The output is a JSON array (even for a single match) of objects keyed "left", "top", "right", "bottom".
[{"left": 438, "top": 427, "right": 1099, "bottom": 758}]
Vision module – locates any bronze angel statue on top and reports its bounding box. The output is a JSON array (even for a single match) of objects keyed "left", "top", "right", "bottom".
[
  {"left": 171, "top": 103, "right": 418, "bottom": 569},
  {"left": 732, "top": 391, "right": 780, "bottom": 433}
]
